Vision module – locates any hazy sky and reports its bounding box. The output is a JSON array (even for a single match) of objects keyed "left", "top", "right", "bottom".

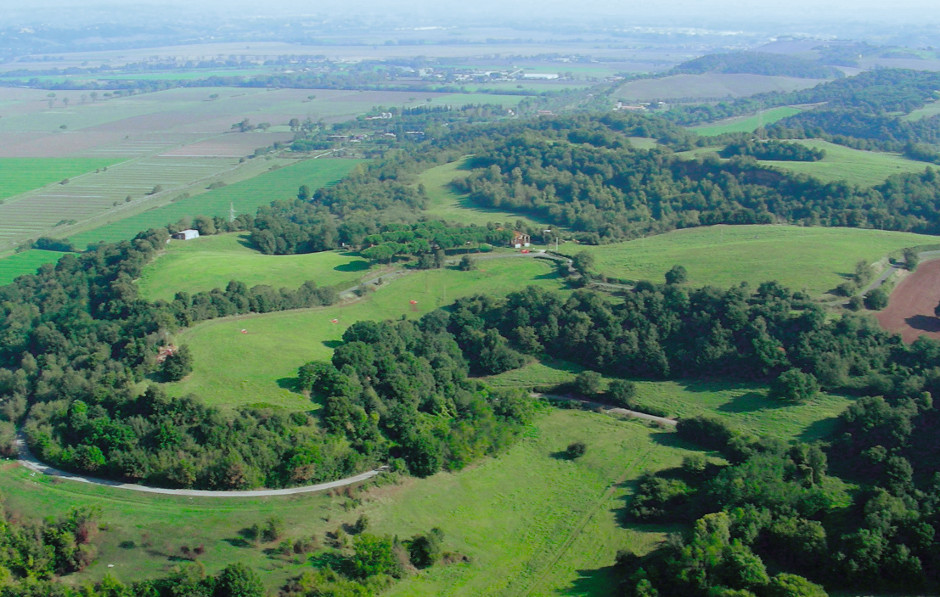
[{"left": 10, "top": 0, "right": 940, "bottom": 30}]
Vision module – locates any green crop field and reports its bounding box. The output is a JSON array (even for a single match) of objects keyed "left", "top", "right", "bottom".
[
  {"left": 0, "top": 407, "right": 694, "bottom": 594},
  {"left": 0, "top": 249, "right": 70, "bottom": 286},
  {"left": 420, "top": 159, "right": 559, "bottom": 229},
  {"left": 136, "top": 234, "right": 371, "bottom": 302},
  {"left": 69, "top": 158, "right": 358, "bottom": 247},
  {"left": 691, "top": 106, "right": 803, "bottom": 136},
  {"left": 557, "top": 224, "right": 937, "bottom": 296},
  {"left": 761, "top": 139, "right": 932, "bottom": 186},
  {"left": 0, "top": 157, "right": 118, "bottom": 200},
  {"left": 168, "top": 257, "right": 564, "bottom": 410}
]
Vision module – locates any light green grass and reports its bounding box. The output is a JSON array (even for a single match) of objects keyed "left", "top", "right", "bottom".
[
  {"left": 762, "top": 139, "right": 931, "bottom": 186},
  {"left": 420, "top": 159, "right": 559, "bottom": 229},
  {"left": 485, "top": 360, "right": 849, "bottom": 442},
  {"left": 903, "top": 98, "right": 940, "bottom": 121},
  {"left": 69, "top": 159, "right": 357, "bottom": 248},
  {"left": 558, "top": 224, "right": 937, "bottom": 296},
  {"left": 628, "top": 137, "right": 660, "bottom": 150},
  {"left": 0, "top": 249, "right": 69, "bottom": 286},
  {"left": 369, "top": 409, "right": 692, "bottom": 596},
  {"left": 0, "top": 407, "right": 690, "bottom": 594},
  {"left": 169, "top": 257, "right": 564, "bottom": 410},
  {"left": 136, "top": 234, "right": 371, "bottom": 302},
  {"left": 0, "top": 157, "right": 118, "bottom": 200},
  {"left": 691, "top": 106, "right": 803, "bottom": 136}
]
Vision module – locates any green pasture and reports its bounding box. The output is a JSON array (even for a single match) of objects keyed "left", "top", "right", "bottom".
[
  {"left": 761, "top": 139, "right": 932, "bottom": 186},
  {"left": 419, "top": 159, "right": 559, "bottom": 229},
  {"left": 485, "top": 360, "right": 849, "bottom": 442},
  {"left": 628, "top": 137, "right": 660, "bottom": 150},
  {"left": 556, "top": 224, "right": 937, "bottom": 297},
  {"left": 136, "top": 234, "right": 371, "bottom": 302},
  {"left": 69, "top": 158, "right": 357, "bottom": 247},
  {"left": 0, "top": 157, "right": 118, "bottom": 200},
  {"left": 691, "top": 106, "right": 803, "bottom": 136},
  {"left": 902, "top": 98, "right": 940, "bottom": 120},
  {"left": 168, "top": 257, "right": 563, "bottom": 410},
  {"left": 375, "top": 410, "right": 691, "bottom": 596},
  {"left": 0, "top": 408, "right": 691, "bottom": 595},
  {"left": 0, "top": 249, "right": 68, "bottom": 286}
]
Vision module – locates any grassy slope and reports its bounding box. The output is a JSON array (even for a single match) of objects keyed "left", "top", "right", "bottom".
[
  {"left": 136, "top": 233, "right": 371, "bottom": 302},
  {"left": 376, "top": 411, "right": 691, "bottom": 597},
  {"left": 0, "top": 249, "right": 70, "bottom": 286},
  {"left": 0, "top": 408, "right": 694, "bottom": 595},
  {"left": 68, "top": 158, "right": 358, "bottom": 247},
  {"left": 691, "top": 106, "right": 803, "bottom": 136},
  {"left": 762, "top": 139, "right": 931, "bottom": 186},
  {"left": 168, "top": 257, "right": 564, "bottom": 410},
  {"left": 902, "top": 98, "right": 940, "bottom": 121},
  {"left": 558, "top": 224, "right": 936, "bottom": 296},
  {"left": 486, "top": 360, "right": 850, "bottom": 443},
  {"left": 420, "top": 159, "right": 557, "bottom": 229},
  {"left": 0, "top": 157, "right": 118, "bottom": 200}
]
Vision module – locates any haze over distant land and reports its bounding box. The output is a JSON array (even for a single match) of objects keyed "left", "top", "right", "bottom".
[{"left": 7, "top": 0, "right": 940, "bottom": 29}]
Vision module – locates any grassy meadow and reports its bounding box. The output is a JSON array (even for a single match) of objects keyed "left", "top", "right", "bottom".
[
  {"left": 691, "top": 106, "right": 803, "bottom": 136},
  {"left": 420, "top": 159, "right": 559, "bottom": 229},
  {"left": 136, "top": 233, "right": 371, "bottom": 302},
  {"left": 167, "top": 257, "right": 564, "bottom": 410},
  {"left": 557, "top": 224, "right": 937, "bottom": 296},
  {"left": 485, "top": 360, "right": 850, "bottom": 442},
  {"left": 761, "top": 139, "right": 932, "bottom": 186},
  {"left": 69, "top": 158, "right": 357, "bottom": 247},
  {"left": 0, "top": 408, "right": 694, "bottom": 595},
  {"left": 0, "top": 249, "right": 70, "bottom": 286}
]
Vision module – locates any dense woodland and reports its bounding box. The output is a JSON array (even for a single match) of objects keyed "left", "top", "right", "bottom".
[{"left": 670, "top": 51, "right": 840, "bottom": 79}]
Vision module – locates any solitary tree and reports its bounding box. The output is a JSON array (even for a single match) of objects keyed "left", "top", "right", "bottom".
[
  {"left": 770, "top": 369, "right": 819, "bottom": 403},
  {"left": 665, "top": 264, "right": 688, "bottom": 285},
  {"left": 571, "top": 251, "right": 594, "bottom": 277},
  {"left": 574, "top": 370, "right": 603, "bottom": 396},
  {"left": 864, "top": 288, "right": 889, "bottom": 310},
  {"left": 903, "top": 247, "right": 919, "bottom": 271},
  {"left": 934, "top": 299, "right": 940, "bottom": 318},
  {"left": 162, "top": 345, "right": 193, "bottom": 382}
]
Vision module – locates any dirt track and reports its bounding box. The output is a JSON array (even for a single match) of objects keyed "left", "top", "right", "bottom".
[{"left": 876, "top": 259, "right": 940, "bottom": 343}]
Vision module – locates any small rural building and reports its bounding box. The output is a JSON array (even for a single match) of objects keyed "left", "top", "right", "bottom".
[
  {"left": 511, "top": 232, "right": 531, "bottom": 248},
  {"left": 173, "top": 229, "right": 200, "bottom": 241}
]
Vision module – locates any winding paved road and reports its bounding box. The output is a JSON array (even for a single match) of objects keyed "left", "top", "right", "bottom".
[{"left": 15, "top": 434, "right": 386, "bottom": 498}]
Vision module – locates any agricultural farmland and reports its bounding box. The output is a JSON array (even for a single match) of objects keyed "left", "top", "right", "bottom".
[
  {"left": 614, "top": 73, "right": 824, "bottom": 102},
  {"left": 690, "top": 106, "right": 803, "bottom": 136},
  {"left": 557, "top": 224, "right": 937, "bottom": 296}
]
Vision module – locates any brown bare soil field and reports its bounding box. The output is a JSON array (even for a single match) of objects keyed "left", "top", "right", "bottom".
[{"left": 876, "top": 259, "right": 940, "bottom": 343}]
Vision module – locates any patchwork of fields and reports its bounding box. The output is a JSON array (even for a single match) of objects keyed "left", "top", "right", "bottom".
[{"left": 614, "top": 73, "right": 825, "bottom": 102}]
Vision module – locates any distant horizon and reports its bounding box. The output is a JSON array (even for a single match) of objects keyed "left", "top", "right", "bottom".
[{"left": 8, "top": 0, "right": 940, "bottom": 28}]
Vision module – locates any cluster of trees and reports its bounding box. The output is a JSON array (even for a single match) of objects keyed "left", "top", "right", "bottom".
[
  {"left": 670, "top": 51, "right": 839, "bottom": 79},
  {"left": 446, "top": 283, "right": 940, "bottom": 401},
  {"left": 719, "top": 139, "right": 825, "bottom": 161},
  {"left": 298, "top": 314, "right": 533, "bottom": 477},
  {"left": 359, "top": 222, "right": 510, "bottom": 264},
  {"left": 0, "top": 505, "right": 101, "bottom": 583},
  {"left": 620, "top": 387, "right": 940, "bottom": 595}
]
